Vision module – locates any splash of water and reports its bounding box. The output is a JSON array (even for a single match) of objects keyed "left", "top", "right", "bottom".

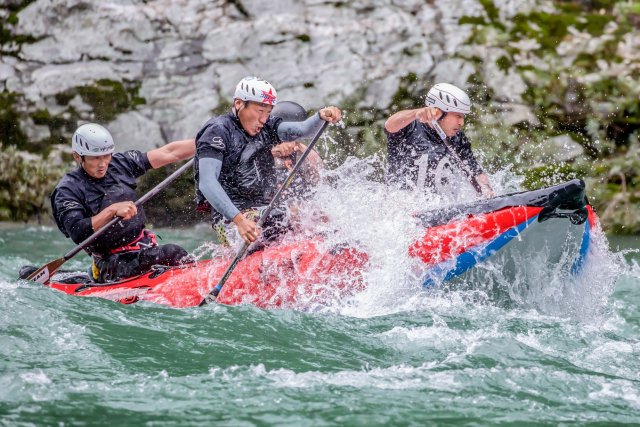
[{"left": 285, "top": 155, "right": 621, "bottom": 320}]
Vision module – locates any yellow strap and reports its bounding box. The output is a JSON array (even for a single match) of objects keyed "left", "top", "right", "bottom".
[{"left": 91, "top": 261, "right": 100, "bottom": 281}]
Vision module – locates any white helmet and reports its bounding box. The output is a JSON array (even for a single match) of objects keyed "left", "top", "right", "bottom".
[
  {"left": 71, "top": 123, "right": 115, "bottom": 156},
  {"left": 234, "top": 76, "right": 278, "bottom": 105},
  {"left": 426, "top": 83, "right": 471, "bottom": 114}
]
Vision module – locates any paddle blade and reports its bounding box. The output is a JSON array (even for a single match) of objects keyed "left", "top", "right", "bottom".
[{"left": 26, "top": 258, "right": 66, "bottom": 283}]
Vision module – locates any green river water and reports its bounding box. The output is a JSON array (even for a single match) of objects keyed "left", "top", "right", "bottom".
[{"left": 1, "top": 223, "right": 639, "bottom": 426}]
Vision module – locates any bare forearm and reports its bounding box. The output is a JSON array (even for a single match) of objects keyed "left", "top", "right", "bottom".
[
  {"left": 91, "top": 206, "right": 117, "bottom": 231},
  {"left": 148, "top": 139, "right": 196, "bottom": 169},
  {"left": 297, "top": 143, "right": 323, "bottom": 173},
  {"left": 476, "top": 173, "right": 495, "bottom": 197},
  {"left": 384, "top": 109, "right": 420, "bottom": 133}
]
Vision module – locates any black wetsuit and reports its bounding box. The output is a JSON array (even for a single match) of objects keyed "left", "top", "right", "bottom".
[
  {"left": 194, "top": 112, "right": 291, "bottom": 244},
  {"left": 385, "top": 120, "right": 483, "bottom": 192},
  {"left": 195, "top": 112, "right": 284, "bottom": 217},
  {"left": 51, "top": 151, "right": 188, "bottom": 282}
]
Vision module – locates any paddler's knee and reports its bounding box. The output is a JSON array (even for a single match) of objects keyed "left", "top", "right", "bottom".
[{"left": 160, "top": 244, "right": 191, "bottom": 265}]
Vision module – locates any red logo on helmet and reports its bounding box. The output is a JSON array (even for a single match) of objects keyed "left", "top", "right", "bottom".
[{"left": 261, "top": 88, "right": 276, "bottom": 105}]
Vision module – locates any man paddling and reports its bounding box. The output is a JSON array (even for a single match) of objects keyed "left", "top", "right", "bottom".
[
  {"left": 195, "top": 76, "right": 341, "bottom": 246},
  {"left": 51, "top": 123, "right": 195, "bottom": 282},
  {"left": 384, "top": 82, "right": 494, "bottom": 197}
]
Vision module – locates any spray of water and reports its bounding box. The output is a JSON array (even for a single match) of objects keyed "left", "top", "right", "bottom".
[{"left": 283, "top": 155, "right": 622, "bottom": 321}]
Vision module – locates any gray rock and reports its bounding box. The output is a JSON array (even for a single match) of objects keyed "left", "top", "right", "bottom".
[
  {"left": 25, "top": 62, "right": 120, "bottom": 100},
  {"left": 482, "top": 47, "right": 527, "bottom": 102},
  {"left": 47, "top": 144, "right": 74, "bottom": 166},
  {"left": 68, "top": 95, "right": 93, "bottom": 115},
  {"left": 107, "top": 111, "right": 165, "bottom": 152},
  {"left": 0, "top": 63, "right": 15, "bottom": 90},
  {"left": 3, "top": 0, "right": 623, "bottom": 157},
  {"left": 495, "top": 102, "right": 540, "bottom": 127},
  {"left": 541, "top": 134, "right": 585, "bottom": 163},
  {"left": 432, "top": 59, "right": 476, "bottom": 88},
  {"left": 20, "top": 117, "right": 51, "bottom": 143}
]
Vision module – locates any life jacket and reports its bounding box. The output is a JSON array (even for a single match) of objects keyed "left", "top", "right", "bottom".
[
  {"left": 88, "top": 174, "right": 146, "bottom": 256},
  {"left": 386, "top": 122, "right": 482, "bottom": 191},
  {"left": 108, "top": 229, "right": 158, "bottom": 255},
  {"left": 52, "top": 157, "right": 147, "bottom": 256},
  {"left": 194, "top": 112, "right": 283, "bottom": 220}
]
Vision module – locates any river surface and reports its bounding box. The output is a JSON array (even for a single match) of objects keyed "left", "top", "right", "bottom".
[{"left": 1, "top": 220, "right": 639, "bottom": 425}]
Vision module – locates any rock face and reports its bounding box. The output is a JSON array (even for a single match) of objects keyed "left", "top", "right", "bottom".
[
  {"left": 2, "top": 0, "right": 537, "bottom": 147},
  {"left": 3, "top": 0, "right": 640, "bottom": 231}
]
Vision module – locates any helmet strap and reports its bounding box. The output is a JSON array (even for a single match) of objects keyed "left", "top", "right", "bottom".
[
  {"left": 233, "top": 100, "right": 248, "bottom": 118},
  {"left": 438, "top": 111, "right": 448, "bottom": 122}
]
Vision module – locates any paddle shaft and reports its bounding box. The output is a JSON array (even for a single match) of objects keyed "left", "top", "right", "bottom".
[
  {"left": 26, "top": 158, "right": 195, "bottom": 283},
  {"left": 430, "top": 120, "right": 482, "bottom": 195},
  {"left": 199, "top": 121, "right": 330, "bottom": 306}
]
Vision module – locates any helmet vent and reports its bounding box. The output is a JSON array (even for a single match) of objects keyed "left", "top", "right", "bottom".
[
  {"left": 446, "top": 94, "right": 450, "bottom": 103},
  {"left": 439, "top": 91, "right": 443, "bottom": 100},
  {"left": 454, "top": 99, "right": 458, "bottom": 106},
  {"left": 251, "top": 88, "right": 255, "bottom": 95}
]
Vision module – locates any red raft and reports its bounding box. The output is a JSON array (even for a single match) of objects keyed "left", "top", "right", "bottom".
[
  {"left": 39, "top": 179, "right": 596, "bottom": 308},
  {"left": 45, "top": 239, "right": 368, "bottom": 309}
]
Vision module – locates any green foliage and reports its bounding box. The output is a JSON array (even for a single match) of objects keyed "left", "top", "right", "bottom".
[
  {"left": 0, "top": 91, "right": 27, "bottom": 149},
  {"left": 478, "top": 0, "right": 505, "bottom": 30},
  {"left": 388, "top": 72, "right": 423, "bottom": 112},
  {"left": 496, "top": 55, "right": 512, "bottom": 72},
  {"left": 0, "top": 1, "right": 37, "bottom": 50},
  {"left": 618, "top": 2, "right": 640, "bottom": 15},
  {"left": 77, "top": 80, "right": 134, "bottom": 122},
  {"left": 521, "top": 163, "right": 580, "bottom": 190},
  {"left": 510, "top": 10, "right": 613, "bottom": 52},
  {"left": 211, "top": 97, "right": 232, "bottom": 116},
  {"left": 459, "top": 16, "right": 487, "bottom": 26},
  {"left": 556, "top": 0, "right": 619, "bottom": 12},
  {"left": 0, "top": 144, "right": 68, "bottom": 222},
  {"left": 54, "top": 79, "right": 145, "bottom": 122},
  {"left": 136, "top": 163, "right": 201, "bottom": 227},
  {"left": 586, "top": 138, "right": 640, "bottom": 233}
]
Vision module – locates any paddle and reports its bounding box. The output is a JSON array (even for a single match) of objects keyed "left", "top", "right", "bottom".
[
  {"left": 431, "top": 120, "right": 483, "bottom": 195},
  {"left": 199, "top": 120, "right": 330, "bottom": 306},
  {"left": 25, "top": 158, "right": 195, "bottom": 284}
]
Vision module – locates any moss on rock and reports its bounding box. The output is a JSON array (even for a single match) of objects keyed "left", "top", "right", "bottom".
[
  {"left": 0, "top": 144, "right": 68, "bottom": 222},
  {"left": 0, "top": 1, "right": 38, "bottom": 52},
  {"left": 0, "top": 91, "right": 28, "bottom": 150},
  {"left": 53, "top": 79, "right": 146, "bottom": 123}
]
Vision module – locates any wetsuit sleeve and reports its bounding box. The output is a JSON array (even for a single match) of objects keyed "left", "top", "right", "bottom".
[
  {"left": 51, "top": 186, "right": 94, "bottom": 244},
  {"left": 456, "top": 134, "right": 484, "bottom": 176},
  {"left": 198, "top": 158, "right": 240, "bottom": 221},
  {"left": 197, "top": 123, "right": 227, "bottom": 161},
  {"left": 277, "top": 113, "right": 325, "bottom": 142},
  {"left": 117, "top": 151, "right": 152, "bottom": 178},
  {"left": 384, "top": 120, "right": 415, "bottom": 146}
]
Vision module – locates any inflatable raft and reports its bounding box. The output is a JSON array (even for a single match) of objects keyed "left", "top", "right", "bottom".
[{"left": 31, "top": 179, "right": 597, "bottom": 308}]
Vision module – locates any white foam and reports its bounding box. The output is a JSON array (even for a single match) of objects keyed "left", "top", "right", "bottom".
[
  {"left": 292, "top": 157, "right": 623, "bottom": 321},
  {"left": 20, "top": 370, "right": 52, "bottom": 385},
  {"left": 210, "top": 363, "right": 459, "bottom": 391}
]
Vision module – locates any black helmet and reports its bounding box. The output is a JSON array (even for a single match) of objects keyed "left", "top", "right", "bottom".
[{"left": 271, "top": 101, "right": 307, "bottom": 122}]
